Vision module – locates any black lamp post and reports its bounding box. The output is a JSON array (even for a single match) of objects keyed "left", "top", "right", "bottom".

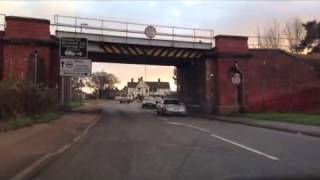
[{"left": 34, "top": 50, "right": 38, "bottom": 83}]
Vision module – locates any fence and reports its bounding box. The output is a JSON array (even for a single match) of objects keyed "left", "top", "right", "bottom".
[
  {"left": 53, "top": 15, "right": 215, "bottom": 45},
  {"left": 248, "top": 36, "right": 301, "bottom": 52}
]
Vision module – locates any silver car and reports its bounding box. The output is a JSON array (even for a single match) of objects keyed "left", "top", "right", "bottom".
[
  {"left": 142, "top": 96, "right": 156, "bottom": 108},
  {"left": 156, "top": 98, "right": 186, "bottom": 116}
]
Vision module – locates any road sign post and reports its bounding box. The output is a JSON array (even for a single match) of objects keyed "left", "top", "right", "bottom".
[{"left": 59, "top": 37, "right": 90, "bottom": 110}]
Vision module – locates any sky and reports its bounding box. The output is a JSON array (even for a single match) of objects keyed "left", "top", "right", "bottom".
[{"left": 0, "top": 0, "right": 319, "bottom": 90}]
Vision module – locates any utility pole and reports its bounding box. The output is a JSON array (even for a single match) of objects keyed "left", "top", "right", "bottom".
[{"left": 144, "top": 64, "right": 147, "bottom": 81}]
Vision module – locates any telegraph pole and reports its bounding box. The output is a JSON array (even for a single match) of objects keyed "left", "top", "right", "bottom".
[{"left": 144, "top": 64, "right": 147, "bottom": 81}]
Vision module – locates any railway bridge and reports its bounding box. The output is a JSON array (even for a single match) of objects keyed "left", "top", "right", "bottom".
[{"left": 1, "top": 15, "right": 320, "bottom": 113}]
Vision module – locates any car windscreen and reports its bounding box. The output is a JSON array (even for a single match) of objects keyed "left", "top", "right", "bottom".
[{"left": 164, "top": 100, "right": 180, "bottom": 105}]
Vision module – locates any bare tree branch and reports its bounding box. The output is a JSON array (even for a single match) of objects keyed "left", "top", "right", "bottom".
[{"left": 283, "top": 17, "right": 305, "bottom": 53}]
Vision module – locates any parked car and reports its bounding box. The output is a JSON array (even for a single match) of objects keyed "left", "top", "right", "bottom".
[
  {"left": 156, "top": 98, "right": 186, "bottom": 116},
  {"left": 119, "top": 95, "right": 133, "bottom": 104},
  {"left": 154, "top": 96, "right": 162, "bottom": 104},
  {"left": 114, "top": 96, "right": 121, "bottom": 101},
  {"left": 142, "top": 96, "right": 156, "bottom": 108}
]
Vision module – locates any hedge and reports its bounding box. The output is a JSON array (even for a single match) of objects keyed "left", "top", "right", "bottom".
[{"left": 0, "top": 80, "right": 59, "bottom": 121}]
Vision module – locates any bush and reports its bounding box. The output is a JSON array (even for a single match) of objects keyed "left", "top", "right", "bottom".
[
  {"left": 8, "top": 117, "right": 33, "bottom": 129},
  {"left": 0, "top": 80, "right": 59, "bottom": 121}
]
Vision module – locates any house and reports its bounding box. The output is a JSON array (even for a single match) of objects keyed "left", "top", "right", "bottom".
[{"left": 127, "top": 77, "right": 171, "bottom": 98}]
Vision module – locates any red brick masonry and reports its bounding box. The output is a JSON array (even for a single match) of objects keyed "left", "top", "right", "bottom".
[{"left": 1, "top": 16, "right": 320, "bottom": 113}]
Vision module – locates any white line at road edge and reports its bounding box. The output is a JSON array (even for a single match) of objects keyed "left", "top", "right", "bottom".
[
  {"left": 167, "top": 122, "right": 210, "bottom": 133},
  {"left": 167, "top": 121, "right": 280, "bottom": 161}
]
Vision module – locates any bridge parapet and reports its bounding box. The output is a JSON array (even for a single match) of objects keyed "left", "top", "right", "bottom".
[
  {"left": 53, "top": 15, "right": 214, "bottom": 48},
  {"left": 0, "top": 14, "right": 5, "bottom": 31}
]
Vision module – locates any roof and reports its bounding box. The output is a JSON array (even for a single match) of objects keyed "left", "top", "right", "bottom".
[
  {"left": 127, "top": 82, "right": 138, "bottom": 88},
  {"left": 127, "top": 81, "right": 170, "bottom": 89},
  {"left": 6, "top": 16, "right": 50, "bottom": 24},
  {"left": 145, "top": 82, "right": 170, "bottom": 89}
]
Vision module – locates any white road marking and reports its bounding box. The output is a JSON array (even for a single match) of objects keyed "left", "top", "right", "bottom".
[
  {"left": 210, "top": 134, "right": 280, "bottom": 161},
  {"left": 167, "top": 121, "right": 209, "bottom": 133},
  {"left": 166, "top": 121, "right": 280, "bottom": 161}
]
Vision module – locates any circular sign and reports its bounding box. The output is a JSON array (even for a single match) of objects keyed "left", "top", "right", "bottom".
[
  {"left": 65, "top": 61, "right": 74, "bottom": 69},
  {"left": 231, "top": 73, "right": 241, "bottom": 85},
  {"left": 145, "top": 25, "right": 157, "bottom": 39}
]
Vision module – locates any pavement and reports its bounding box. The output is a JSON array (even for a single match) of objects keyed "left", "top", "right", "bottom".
[
  {"left": 30, "top": 101, "right": 320, "bottom": 180},
  {"left": 0, "top": 100, "right": 103, "bottom": 180},
  {"left": 191, "top": 114, "right": 320, "bottom": 138}
]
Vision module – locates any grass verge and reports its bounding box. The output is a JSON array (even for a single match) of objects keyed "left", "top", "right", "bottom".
[
  {"left": 7, "top": 111, "right": 64, "bottom": 130},
  {"left": 233, "top": 113, "right": 320, "bottom": 126},
  {"left": 70, "top": 101, "right": 83, "bottom": 109}
]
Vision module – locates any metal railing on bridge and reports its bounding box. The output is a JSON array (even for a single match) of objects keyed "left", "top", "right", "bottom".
[
  {"left": 0, "top": 14, "right": 5, "bottom": 31},
  {"left": 53, "top": 15, "right": 215, "bottom": 46},
  {"left": 1, "top": 14, "right": 302, "bottom": 53}
]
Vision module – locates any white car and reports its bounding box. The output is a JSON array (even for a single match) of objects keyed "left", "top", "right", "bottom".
[
  {"left": 142, "top": 96, "right": 156, "bottom": 108},
  {"left": 119, "top": 95, "right": 133, "bottom": 103},
  {"left": 156, "top": 98, "right": 186, "bottom": 116}
]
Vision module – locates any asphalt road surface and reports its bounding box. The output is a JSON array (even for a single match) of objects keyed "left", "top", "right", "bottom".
[{"left": 33, "top": 101, "right": 320, "bottom": 180}]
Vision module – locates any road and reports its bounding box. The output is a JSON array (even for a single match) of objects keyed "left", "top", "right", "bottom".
[{"left": 33, "top": 101, "right": 320, "bottom": 180}]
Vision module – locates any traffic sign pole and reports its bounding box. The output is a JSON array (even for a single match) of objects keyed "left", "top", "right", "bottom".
[
  {"left": 59, "top": 37, "right": 90, "bottom": 111},
  {"left": 61, "top": 76, "right": 64, "bottom": 106}
]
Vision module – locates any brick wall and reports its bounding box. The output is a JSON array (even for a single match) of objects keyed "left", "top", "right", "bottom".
[
  {"left": 2, "top": 45, "right": 50, "bottom": 81},
  {"left": 5, "top": 16, "right": 50, "bottom": 40},
  {"left": 245, "top": 50, "right": 320, "bottom": 113},
  {"left": 215, "top": 35, "right": 249, "bottom": 54},
  {"left": 214, "top": 35, "right": 320, "bottom": 113},
  {"left": 0, "top": 31, "right": 3, "bottom": 80},
  {"left": 49, "top": 40, "right": 60, "bottom": 88},
  {"left": 215, "top": 58, "right": 242, "bottom": 113},
  {"left": 178, "top": 60, "right": 207, "bottom": 112},
  {"left": 1, "top": 16, "right": 55, "bottom": 85}
]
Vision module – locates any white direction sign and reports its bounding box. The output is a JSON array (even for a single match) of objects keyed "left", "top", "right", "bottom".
[{"left": 60, "top": 59, "right": 92, "bottom": 77}]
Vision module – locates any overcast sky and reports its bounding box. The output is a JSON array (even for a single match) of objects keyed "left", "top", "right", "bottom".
[{"left": 1, "top": 0, "right": 319, "bottom": 90}]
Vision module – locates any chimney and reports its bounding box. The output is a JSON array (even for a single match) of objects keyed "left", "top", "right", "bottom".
[
  {"left": 158, "top": 78, "right": 160, "bottom": 82},
  {"left": 131, "top": 78, "right": 134, "bottom": 82}
]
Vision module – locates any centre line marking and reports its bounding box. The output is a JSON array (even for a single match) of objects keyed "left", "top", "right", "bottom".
[
  {"left": 166, "top": 121, "right": 280, "bottom": 161},
  {"left": 210, "top": 134, "right": 280, "bottom": 161}
]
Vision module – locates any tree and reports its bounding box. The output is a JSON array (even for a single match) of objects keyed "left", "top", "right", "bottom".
[
  {"left": 298, "top": 20, "right": 320, "bottom": 53},
  {"left": 72, "top": 77, "right": 85, "bottom": 102},
  {"left": 283, "top": 17, "right": 305, "bottom": 53},
  {"left": 257, "top": 18, "right": 307, "bottom": 54},
  {"left": 172, "top": 67, "right": 178, "bottom": 85},
  {"left": 256, "top": 20, "right": 282, "bottom": 49},
  {"left": 257, "top": 27, "right": 263, "bottom": 48},
  {"left": 86, "top": 71, "right": 120, "bottom": 98},
  {"left": 263, "top": 20, "right": 282, "bottom": 49}
]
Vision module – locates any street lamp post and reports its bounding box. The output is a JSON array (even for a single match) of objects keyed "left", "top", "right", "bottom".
[{"left": 34, "top": 50, "right": 38, "bottom": 83}]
